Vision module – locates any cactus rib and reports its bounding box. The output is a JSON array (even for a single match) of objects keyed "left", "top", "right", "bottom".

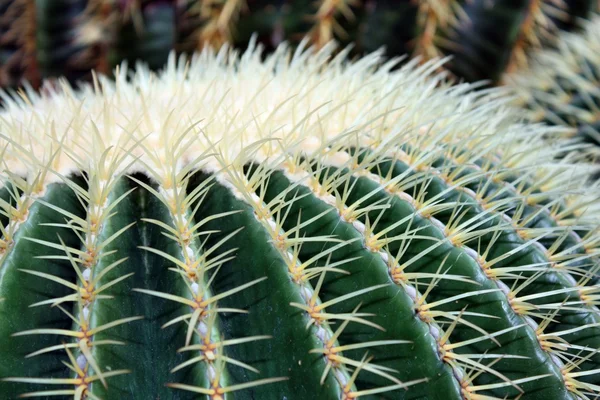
[
  {"left": 0, "top": 180, "right": 86, "bottom": 396},
  {"left": 236, "top": 163, "right": 458, "bottom": 398},
  {"left": 1, "top": 41, "right": 600, "bottom": 399}
]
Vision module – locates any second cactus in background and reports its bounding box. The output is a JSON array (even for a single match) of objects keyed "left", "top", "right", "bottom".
[
  {"left": 508, "top": 15, "right": 600, "bottom": 149},
  {"left": 0, "top": 0, "right": 598, "bottom": 92}
]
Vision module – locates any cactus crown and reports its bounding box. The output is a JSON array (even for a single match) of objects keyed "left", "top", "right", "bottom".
[{"left": 1, "top": 40, "right": 600, "bottom": 400}]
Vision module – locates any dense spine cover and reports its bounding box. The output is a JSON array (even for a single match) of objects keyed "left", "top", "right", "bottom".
[{"left": 0, "top": 41, "right": 600, "bottom": 399}]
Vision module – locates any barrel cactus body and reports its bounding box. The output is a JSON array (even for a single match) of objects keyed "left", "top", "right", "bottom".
[
  {"left": 509, "top": 14, "right": 600, "bottom": 151},
  {"left": 1, "top": 42, "right": 600, "bottom": 400}
]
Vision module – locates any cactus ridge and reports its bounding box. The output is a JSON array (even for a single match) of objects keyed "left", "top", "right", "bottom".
[{"left": 0, "top": 41, "right": 600, "bottom": 399}]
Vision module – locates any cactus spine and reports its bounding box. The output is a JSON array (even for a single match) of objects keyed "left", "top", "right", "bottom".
[
  {"left": 1, "top": 42, "right": 600, "bottom": 399},
  {"left": 509, "top": 14, "right": 600, "bottom": 151}
]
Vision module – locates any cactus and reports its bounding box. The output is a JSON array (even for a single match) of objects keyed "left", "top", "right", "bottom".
[
  {"left": 508, "top": 14, "right": 600, "bottom": 150},
  {"left": 442, "top": 0, "right": 598, "bottom": 82},
  {"left": 0, "top": 0, "right": 39, "bottom": 89},
  {"left": 1, "top": 0, "right": 597, "bottom": 93},
  {"left": 1, "top": 41, "right": 600, "bottom": 400}
]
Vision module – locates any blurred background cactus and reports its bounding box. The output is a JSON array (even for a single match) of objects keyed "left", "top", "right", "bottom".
[
  {"left": 1, "top": 0, "right": 598, "bottom": 92},
  {"left": 0, "top": 0, "right": 38, "bottom": 89},
  {"left": 509, "top": 14, "right": 600, "bottom": 148}
]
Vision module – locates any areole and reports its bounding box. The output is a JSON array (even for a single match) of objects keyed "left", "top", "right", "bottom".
[{"left": 0, "top": 40, "right": 599, "bottom": 400}]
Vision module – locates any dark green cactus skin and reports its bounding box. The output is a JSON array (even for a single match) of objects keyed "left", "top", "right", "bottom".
[
  {"left": 1, "top": 156, "right": 597, "bottom": 399},
  {"left": 358, "top": 0, "right": 419, "bottom": 60},
  {"left": 3, "top": 29, "right": 600, "bottom": 400},
  {"left": 110, "top": 1, "right": 176, "bottom": 72},
  {"left": 35, "top": 0, "right": 98, "bottom": 83},
  {"left": 82, "top": 175, "right": 196, "bottom": 399},
  {"left": 240, "top": 166, "right": 463, "bottom": 399},
  {"left": 0, "top": 146, "right": 598, "bottom": 399},
  {"left": 0, "top": 181, "right": 87, "bottom": 397},
  {"left": 444, "top": 0, "right": 600, "bottom": 83},
  {"left": 233, "top": 0, "right": 320, "bottom": 53},
  {"left": 188, "top": 171, "right": 355, "bottom": 400},
  {"left": 311, "top": 162, "right": 570, "bottom": 399},
  {"left": 443, "top": 0, "right": 530, "bottom": 83},
  {"left": 363, "top": 149, "right": 600, "bottom": 386}
]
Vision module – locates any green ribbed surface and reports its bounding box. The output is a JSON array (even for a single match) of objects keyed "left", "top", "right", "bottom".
[
  {"left": 0, "top": 183, "right": 86, "bottom": 398},
  {"left": 0, "top": 160, "right": 598, "bottom": 399},
  {"left": 252, "top": 168, "right": 463, "bottom": 400},
  {"left": 316, "top": 163, "right": 569, "bottom": 399},
  {"left": 85, "top": 175, "right": 195, "bottom": 399},
  {"left": 187, "top": 171, "right": 344, "bottom": 399}
]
